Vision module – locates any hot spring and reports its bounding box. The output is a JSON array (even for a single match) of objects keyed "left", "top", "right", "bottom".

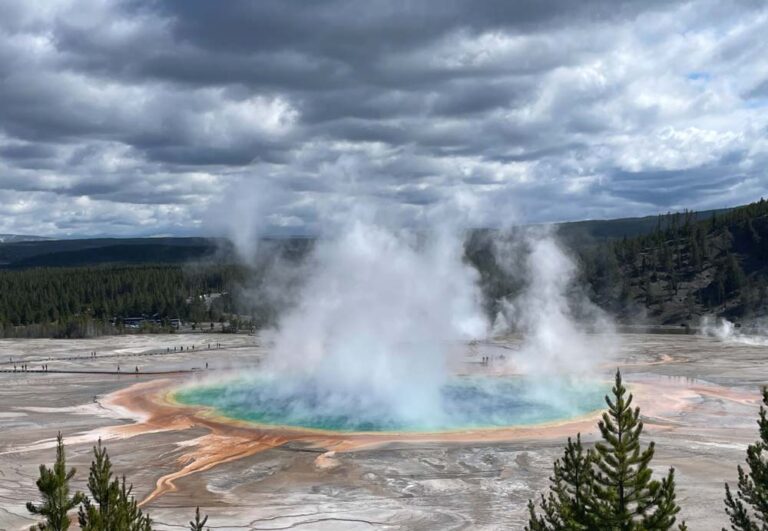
[{"left": 173, "top": 375, "right": 607, "bottom": 433}]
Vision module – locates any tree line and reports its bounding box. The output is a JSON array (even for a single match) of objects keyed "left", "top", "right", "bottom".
[
  {"left": 2, "top": 198, "right": 768, "bottom": 338},
  {"left": 465, "top": 198, "right": 768, "bottom": 326},
  {"left": 576, "top": 198, "right": 768, "bottom": 322},
  {"left": 0, "top": 265, "right": 245, "bottom": 338},
  {"left": 26, "top": 371, "right": 768, "bottom": 530}
]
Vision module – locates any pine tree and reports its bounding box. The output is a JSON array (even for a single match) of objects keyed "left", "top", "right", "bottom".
[
  {"left": 78, "top": 439, "right": 116, "bottom": 530},
  {"left": 527, "top": 371, "right": 686, "bottom": 530},
  {"left": 78, "top": 440, "right": 153, "bottom": 531},
  {"left": 723, "top": 387, "right": 768, "bottom": 530},
  {"left": 592, "top": 370, "right": 684, "bottom": 530},
  {"left": 87, "top": 440, "right": 113, "bottom": 512},
  {"left": 526, "top": 434, "right": 596, "bottom": 530},
  {"left": 26, "top": 433, "right": 85, "bottom": 531},
  {"left": 113, "top": 477, "right": 153, "bottom": 531},
  {"left": 189, "top": 507, "right": 209, "bottom": 531}
]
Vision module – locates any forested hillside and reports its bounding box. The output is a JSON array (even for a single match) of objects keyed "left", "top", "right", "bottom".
[
  {"left": 0, "top": 265, "right": 241, "bottom": 338},
  {"left": 0, "top": 238, "right": 312, "bottom": 338},
  {"left": 464, "top": 199, "right": 767, "bottom": 327},
  {"left": 0, "top": 200, "right": 764, "bottom": 338},
  {"left": 577, "top": 198, "right": 768, "bottom": 324}
]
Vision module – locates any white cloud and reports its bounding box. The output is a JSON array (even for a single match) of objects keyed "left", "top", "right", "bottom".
[{"left": 0, "top": 0, "right": 766, "bottom": 236}]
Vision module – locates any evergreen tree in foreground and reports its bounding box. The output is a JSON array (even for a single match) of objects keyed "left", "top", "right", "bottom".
[
  {"left": 527, "top": 371, "right": 686, "bottom": 530},
  {"left": 26, "top": 433, "right": 85, "bottom": 531},
  {"left": 189, "top": 506, "right": 209, "bottom": 531},
  {"left": 78, "top": 439, "right": 113, "bottom": 528},
  {"left": 28, "top": 436, "right": 207, "bottom": 531},
  {"left": 78, "top": 439, "right": 152, "bottom": 531},
  {"left": 724, "top": 387, "right": 768, "bottom": 530},
  {"left": 110, "top": 477, "right": 153, "bottom": 531},
  {"left": 592, "top": 370, "right": 683, "bottom": 529},
  {"left": 526, "top": 434, "right": 596, "bottom": 530}
]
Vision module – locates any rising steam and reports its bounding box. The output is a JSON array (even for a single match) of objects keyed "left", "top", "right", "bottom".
[
  {"left": 700, "top": 315, "right": 768, "bottom": 346},
  {"left": 208, "top": 189, "right": 616, "bottom": 427},
  {"left": 492, "top": 228, "right": 616, "bottom": 376},
  {"left": 264, "top": 221, "right": 488, "bottom": 425}
]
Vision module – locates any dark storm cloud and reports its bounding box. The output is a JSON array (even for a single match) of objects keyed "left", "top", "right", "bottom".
[{"left": 0, "top": 0, "right": 766, "bottom": 236}]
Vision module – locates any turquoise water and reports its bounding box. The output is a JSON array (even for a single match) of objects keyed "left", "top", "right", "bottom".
[{"left": 174, "top": 375, "right": 607, "bottom": 433}]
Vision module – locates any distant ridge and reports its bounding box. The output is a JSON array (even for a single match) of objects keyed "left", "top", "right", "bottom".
[
  {"left": 0, "top": 237, "right": 224, "bottom": 268},
  {"left": 0, "top": 234, "right": 50, "bottom": 243},
  {"left": 0, "top": 206, "right": 735, "bottom": 268},
  {"left": 555, "top": 207, "right": 732, "bottom": 244}
]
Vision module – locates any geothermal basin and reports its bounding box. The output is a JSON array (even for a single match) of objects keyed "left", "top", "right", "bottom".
[{"left": 0, "top": 332, "right": 766, "bottom": 530}]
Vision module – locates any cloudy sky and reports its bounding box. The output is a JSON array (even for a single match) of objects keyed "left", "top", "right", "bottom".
[{"left": 0, "top": 0, "right": 767, "bottom": 237}]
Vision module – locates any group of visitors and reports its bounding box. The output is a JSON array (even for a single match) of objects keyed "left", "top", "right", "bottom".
[
  {"left": 5, "top": 340, "right": 224, "bottom": 375},
  {"left": 167, "top": 342, "right": 217, "bottom": 352},
  {"left": 11, "top": 363, "right": 48, "bottom": 372}
]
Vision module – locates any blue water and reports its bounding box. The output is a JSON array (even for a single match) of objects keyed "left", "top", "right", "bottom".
[{"left": 174, "top": 375, "right": 606, "bottom": 433}]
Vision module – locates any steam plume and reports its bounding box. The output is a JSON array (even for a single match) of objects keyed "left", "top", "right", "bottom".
[
  {"left": 492, "top": 228, "right": 616, "bottom": 375},
  {"left": 264, "top": 221, "right": 488, "bottom": 424}
]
